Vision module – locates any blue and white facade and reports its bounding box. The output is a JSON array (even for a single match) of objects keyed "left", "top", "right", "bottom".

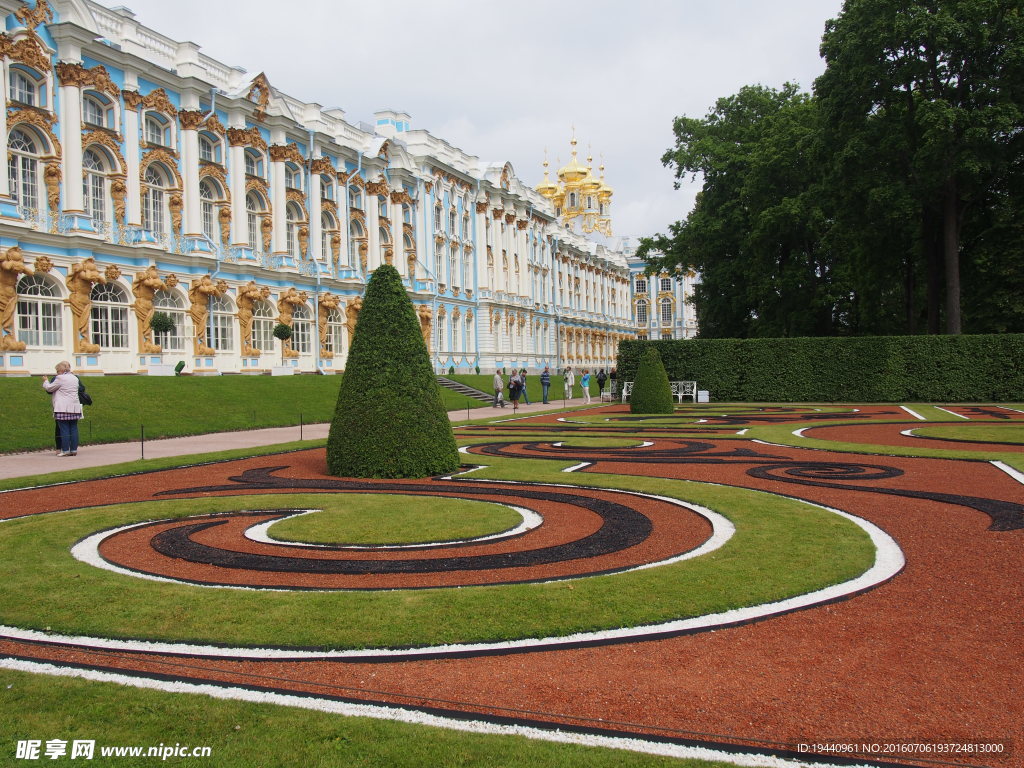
[
  {"left": 622, "top": 239, "right": 699, "bottom": 340},
  {"left": 0, "top": 0, "right": 636, "bottom": 376}
]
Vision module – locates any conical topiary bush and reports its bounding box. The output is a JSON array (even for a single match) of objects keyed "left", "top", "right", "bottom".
[
  {"left": 326, "top": 264, "right": 459, "bottom": 478},
  {"left": 630, "top": 345, "right": 675, "bottom": 414}
]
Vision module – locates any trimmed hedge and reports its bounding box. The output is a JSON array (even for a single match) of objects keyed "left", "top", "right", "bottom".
[
  {"left": 630, "top": 346, "right": 674, "bottom": 413},
  {"left": 326, "top": 265, "right": 459, "bottom": 478},
  {"left": 616, "top": 334, "right": 1024, "bottom": 402}
]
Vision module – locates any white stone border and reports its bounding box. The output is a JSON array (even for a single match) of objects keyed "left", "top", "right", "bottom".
[
  {"left": 0, "top": 479, "right": 901, "bottom": 661},
  {"left": 0, "top": 658, "right": 881, "bottom": 768}
]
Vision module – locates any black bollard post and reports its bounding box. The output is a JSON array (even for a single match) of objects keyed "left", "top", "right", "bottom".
[{"left": 140, "top": 424, "right": 145, "bottom": 460}]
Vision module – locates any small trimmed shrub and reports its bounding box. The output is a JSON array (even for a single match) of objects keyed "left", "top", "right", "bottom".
[
  {"left": 630, "top": 346, "right": 674, "bottom": 413},
  {"left": 448, "top": 365, "right": 455, "bottom": 375},
  {"left": 326, "top": 265, "right": 459, "bottom": 478},
  {"left": 149, "top": 311, "right": 174, "bottom": 335}
]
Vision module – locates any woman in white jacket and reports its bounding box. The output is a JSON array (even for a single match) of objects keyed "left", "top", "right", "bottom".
[{"left": 42, "top": 361, "right": 82, "bottom": 456}]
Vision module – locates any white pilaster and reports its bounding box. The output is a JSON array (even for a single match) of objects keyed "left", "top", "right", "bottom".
[
  {"left": 308, "top": 163, "right": 322, "bottom": 261},
  {"left": 181, "top": 123, "right": 200, "bottom": 236}
]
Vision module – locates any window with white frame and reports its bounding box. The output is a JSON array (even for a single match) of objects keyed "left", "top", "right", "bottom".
[
  {"left": 378, "top": 196, "right": 387, "bottom": 219},
  {"left": 199, "top": 133, "right": 219, "bottom": 163},
  {"left": 142, "top": 165, "right": 169, "bottom": 237},
  {"left": 89, "top": 282, "right": 129, "bottom": 349},
  {"left": 285, "top": 163, "right": 301, "bottom": 190},
  {"left": 9, "top": 68, "right": 41, "bottom": 106},
  {"left": 199, "top": 179, "right": 217, "bottom": 240},
  {"left": 153, "top": 290, "right": 186, "bottom": 351},
  {"left": 252, "top": 299, "right": 275, "bottom": 353},
  {"left": 660, "top": 297, "right": 673, "bottom": 326},
  {"left": 321, "top": 212, "right": 337, "bottom": 261},
  {"left": 449, "top": 244, "right": 458, "bottom": 287},
  {"left": 452, "top": 316, "right": 460, "bottom": 354},
  {"left": 8, "top": 129, "right": 40, "bottom": 210},
  {"left": 437, "top": 313, "right": 445, "bottom": 352},
  {"left": 433, "top": 204, "right": 442, "bottom": 231},
  {"left": 448, "top": 208, "right": 456, "bottom": 234},
  {"left": 244, "top": 150, "right": 262, "bottom": 178},
  {"left": 82, "top": 149, "right": 107, "bottom": 224},
  {"left": 144, "top": 114, "right": 169, "bottom": 146},
  {"left": 16, "top": 273, "right": 62, "bottom": 348},
  {"left": 660, "top": 276, "right": 672, "bottom": 293},
  {"left": 321, "top": 177, "right": 334, "bottom": 201},
  {"left": 635, "top": 276, "right": 647, "bottom": 294},
  {"left": 291, "top": 303, "right": 312, "bottom": 353},
  {"left": 286, "top": 202, "right": 303, "bottom": 258},
  {"left": 348, "top": 185, "right": 362, "bottom": 209},
  {"left": 402, "top": 203, "right": 412, "bottom": 225},
  {"left": 325, "top": 306, "right": 344, "bottom": 355},
  {"left": 349, "top": 219, "right": 365, "bottom": 265},
  {"left": 246, "top": 191, "right": 266, "bottom": 251},
  {"left": 83, "top": 94, "right": 113, "bottom": 128},
  {"left": 207, "top": 294, "right": 234, "bottom": 351},
  {"left": 636, "top": 299, "right": 648, "bottom": 326}
]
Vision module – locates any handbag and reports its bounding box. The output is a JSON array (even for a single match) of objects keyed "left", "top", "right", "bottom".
[{"left": 78, "top": 382, "right": 93, "bottom": 406}]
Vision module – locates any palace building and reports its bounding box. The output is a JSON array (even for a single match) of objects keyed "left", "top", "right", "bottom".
[{"left": 0, "top": 0, "right": 655, "bottom": 377}]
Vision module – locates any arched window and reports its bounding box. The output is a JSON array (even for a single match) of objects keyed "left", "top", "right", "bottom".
[
  {"left": 636, "top": 299, "right": 648, "bottom": 326},
  {"left": 433, "top": 204, "right": 442, "bottom": 231},
  {"left": 465, "top": 314, "right": 473, "bottom": 355},
  {"left": 321, "top": 212, "right": 337, "bottom": 261},
  {"left": 321, "top": 177, "right": 334, "bottom": 201},
  {"left": 660, "top": 297, "right": 673, "bottom": 326},
  {"left": 285, "top": 163, "right": 302, "bottom": 191},
  {"left": 286, "top": 202, "right": 303, "bottom": 258},
  {"left": 82, "top": 149, "right": 108, "bottom": 224},
  {"left": 378, "top": 196, "right": 387, "bottom": 219},
  {"left": 448, "top": 208, "right": 456, "bottom": 234},
  {"left": 324, "top": 305, "right": 344, "bottom": 355},
  {"left": 251, "top": 299, "right": 275, "bottom": 353},
  {"left": 462, "top": 214, "right": 469, "bottom": 239},
  {"left": 437, "top": 313, "right": 445, "bottom": 352},
  {"left": 8, "top": 129, "right": 40, "bottom": 210},
  {"left": 452, "top": 316, "right": 460, "bottom": 354},
  {"left": 198, "top": 133, "right": 220, "bottom": 164},
  {"left": 348, "top": 185, "right": 362, "bottom": 209},
  {"left": 246, "top": 191, "right": 267, "bottom": 251},
  {"left": 568, "top": 192, "right": 577, "bottom": 208},
  {"left": 244, "top": 150, "right": 263, "bottom": 178},
  {"left": 89, "top": 282, "right": 129, "bottom": 349},
  {"left": 291, "top": 303, "right": 312, "bottom": 354},
  {"left": 144, "top": 114, "right": 169, "bottom": 147},
  {"left": 199, "top": 179, "right": 217, "bottom": 240},
  {"left": 142, "top": 164, "right": 169, "bottom": 237},
  {"left": 402, "top": 204, "right": 412, "bottom": 225},
  {"left": 449, "top": 244, "right": 458, "bottom": 288},
  {"left": 207, "top": 294, "right": 234, "bottom": 351},
  {"left": 9, "top": 67, "right": 41, "bottom": 106},
  {"left": 83, "top": 94, "right": 113, "bottom": 129},
  {"left": 153, "top": 289, "right": 186, "bottom": 351},
  {"left": 16, "top": 273, "right": 62, "bottom": 348}
]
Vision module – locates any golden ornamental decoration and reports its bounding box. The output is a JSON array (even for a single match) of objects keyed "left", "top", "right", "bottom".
[
  {"left": 403, "top": 222, "right": 413, "bottom": 237},
  {"left": 475, "top": 201, "right": 488, "bottom": 214},
  {"left": 346, "top": 296, "right": 363, "bottom": 340},
  {"left": 168, "top": 193, "right": 183, "bottom": 235},
  {"left": 357, "top": 240, "right": 368, "bottom": 271},
  {"left": 15, "top": 0, "right": 52, "bottom": 29},
  {"left": 237, "top": 281, "right": 271, "bottom": 356},
  {"left": 423, "top": 181, "right": 433, "bottom": 194},
  {"left": 218, "top": 205, "right": 231, "bottom": 245},
  {"left": 318, "top": 292, "right": 342, "bottom": 358},
  {"left": 244, "top": 176, "right": 269, "bottom": 206},
  {"left": 56, "top": 62, "right": 90, "bottom": 88},
  {"left": 349, "top": 207, "right": 366, "bottom": 223},
  {"left": 276, "top": 287, "right": 307, "bottom": 358},
  {"left": 104, "top": 264, "right": 121, "bottom": 282},
  {"left": 110, "top": 175, "right": 127, "bottom": 223},
  {"left": 298, "top": 226, "right": 309, "bottom": 258},
  {"left": 131, "top": 266, "right": 168, "bottom": 353},
  {"left": 199, "top": 163, "right": 228, "bottom": 195},
  {"left": 204, "top": 115, "right": 226, "bottom": 135},
  {"left": 285, "top": 188, "right": 307, "bottom": 211},
  {"left": 452, "top": 306, "right": 461, "bottom": 321},
  {"left": 348, "top": 173, "right": 365, "bottom": 189},
  {"left": 336, "top": 169, "right": 350, "bottom": 184},
  {"left": 260, "top": 215, "right": 272, "bottom": 253},
  {"left": 310, "top": 156, "right": 334, "bottom": 175},
  {"left": 247, "top": 73, "right": 272, "bottom": 122},
  {"left": 321, "top": 199, "right": 338, "bottom": 215},
  {"left": 0, "top": 247, "right": 32, "bottom": 351},
  {"left": 43, "top": 160, "right": 60, "bottom": 212},
  {"left": 504, "top": 213, "right": 516, "bottom": 225},
  {"left": 4, "top": 30, "right": 50, "bottom": 73},
  {"left": 516, "top": 220, "right": 528, "bottom": 230},
  {"left": 491, "top": 209, "right": 503, "bottom": 220},
  {"left": 331, "top": 233, "right": 341, "bottom": 263},
  {"left": 8, "top": 106, "right": 62, "bottom": 158},
  {"left": 66, "top": 258, "right": 105, "bottom": 353},
  {"left": 366, "top": 179, "right": 389, "bottom": 197},
  {"left": 188, "top": 275, "right": 228, "bottom": 355},
  {"left": 383, "top": 247, "right": 393, "bottom": 265},
  {"left": 390, "top": 189, "right": 412, "bottom": 205},
  {"left": 139, "top": 148, "right": 183, "bottom": 189},
  {"left": 82, "top": 130, "right": 126, "bottom": 174},
  {"left": 178, "top": 109, "right": 204, "bottom": 131},
  {"left": 142, "top": 88, "right": 177, "bottom": 117},
  {"left": 33, "top": 255, "right": 53, "bottom": 273},
  {"left": 121, "top": 89, "right": 144, "bottom": 110},
  {"left": 268, "top": 143, "right": 304, "bottom": 165}
]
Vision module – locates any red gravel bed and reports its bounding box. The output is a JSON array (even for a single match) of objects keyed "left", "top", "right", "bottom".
[{"left": 2, "top": 404, "right": 1021, "bottom": 767}]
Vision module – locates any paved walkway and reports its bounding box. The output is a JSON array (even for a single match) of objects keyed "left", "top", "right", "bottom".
[{"left": 0, "top": 398, "right": 592, "bottom": 481}]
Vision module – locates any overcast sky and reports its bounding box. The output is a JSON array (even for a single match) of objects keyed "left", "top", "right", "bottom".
[{"left": 100, "top": 0, "right": 845, "bottom": 241}]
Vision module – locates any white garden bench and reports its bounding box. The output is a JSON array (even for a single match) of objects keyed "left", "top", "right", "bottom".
[{"left": 620, "top": 380, "right": 697, "bottom": 403}]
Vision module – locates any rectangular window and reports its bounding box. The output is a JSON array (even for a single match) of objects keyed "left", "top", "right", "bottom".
[
  {"left": 292, "top": 321, "right": 311, "bottom": 353},
  {"left": 253, "top": 318, "right": 274, "bottom": 353},
  {"left": 660, "top": 277, "right": 672, "bottom": 293},
  {"left": 208, "top": 314, "right": 233, "bottom": 351},
  {"left": 635, "top": 277, "right": 647, "bottom": 294}
]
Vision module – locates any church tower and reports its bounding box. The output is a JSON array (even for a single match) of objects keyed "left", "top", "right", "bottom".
[{"left": 536, "top": 132, "right": 613, "bottom": 237}]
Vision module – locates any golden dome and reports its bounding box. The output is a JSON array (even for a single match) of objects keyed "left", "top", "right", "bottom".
[
  {"left": 536, "top": 157, "right": 561, "bottom": 199},
  {"left": 597, "top": 163, "right": 614, "bottom": 200},
  {"left": 557, "top": 136, "right": 589, "bottom": 184}
]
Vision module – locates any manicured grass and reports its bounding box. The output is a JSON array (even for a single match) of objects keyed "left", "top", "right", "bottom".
[
  {"left": 267, "top": 494, "right": 524, "bottom": 545},
  {"left": 0, "top": 376, "right": 484, "bottom": 454},
  {"left": 0, "top": 467, "right": 873, "bottom": 650},
  {"left": 912, "top": 423, "right": 1024, "bottom": 445},
  {"left": 0, "top": 668, "right": 725, "bottom": 768}
]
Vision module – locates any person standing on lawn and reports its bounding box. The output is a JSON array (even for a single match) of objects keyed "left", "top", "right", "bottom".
[
  {"left": 493, "top": 369, "right": 506, "bottom": 408},
  {"left": 564, "top": 366, "right": 575, "bottom": 399},
  {"left": 540, "top": 365, "right": 551, "bottom": 403},
  {"left": 581, "top": 369, "right": 592, "bottom": 405},
  {"left": 42, "top": 361, "right": 82, "bottom": 456}
]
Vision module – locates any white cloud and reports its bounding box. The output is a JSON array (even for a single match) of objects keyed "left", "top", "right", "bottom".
[{"left": 99, "top": 0, "right": 844, "bottom": 236}]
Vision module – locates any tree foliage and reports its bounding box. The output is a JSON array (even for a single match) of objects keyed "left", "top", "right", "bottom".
[
  {"left": 641, "top": 0, "right": 1024, "bottom": 338},
  {"left": 629, "top": 346, "right": 674, "bottom": 414},
  {"left": 326, "top": 265, "right": 459, "bottom": 479}
]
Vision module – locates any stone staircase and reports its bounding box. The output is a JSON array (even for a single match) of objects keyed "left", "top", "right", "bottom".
[{"left": 436, "top": 376, "right": 492, "bottom": 403}]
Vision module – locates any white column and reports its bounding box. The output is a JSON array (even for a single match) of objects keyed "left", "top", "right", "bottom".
[
  {"left": 270, "top": 157, "right": 287, "bottom": 254},
  {"left": 123, "top": 93, "right": 142, "bottom": 226},
  {"left": 308, "top": 165, "right": 322, "bottom": 261},
  {"left": 0, "top": 60, "right": 9, "bottom": 197},
  {"left": 180, "top": 119, "right": 201, "bottom": 237},
  {"left": 366, "top": 194, "right": 380, "bottom": 271},
  {"left": 58, "top": 75, "right": 84, "bottom": 212},
  {"left": 228, "top": 137, "right": 246, "bottom": 244}
]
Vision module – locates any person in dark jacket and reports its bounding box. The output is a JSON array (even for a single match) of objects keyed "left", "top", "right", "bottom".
[
  {"left": 540, "top": 366, "right": 551, "bottom": 403},
  {"left": 596, "top": 368, "right": 607, "bottom": 396}
]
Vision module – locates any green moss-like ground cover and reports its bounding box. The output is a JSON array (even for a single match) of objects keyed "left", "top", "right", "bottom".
[
  {"left": 911, "top": 423, "right": 1024, "bottom": 445},
  {"left": 265, "top": 494, "right": 524, "bottom": 545}
]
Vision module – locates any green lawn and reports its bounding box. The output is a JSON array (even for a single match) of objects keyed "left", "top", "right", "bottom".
[
  {"left": 449, "top": 373, "right": 608, "bottom": 404},
  {"left": 0, "top": 376, "right": 485, "bottom": 454}
]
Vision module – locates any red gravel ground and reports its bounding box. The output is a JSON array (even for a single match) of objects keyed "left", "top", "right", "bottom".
[{"left": 1, "top": 404, "right": 1021, "bottom": 768}]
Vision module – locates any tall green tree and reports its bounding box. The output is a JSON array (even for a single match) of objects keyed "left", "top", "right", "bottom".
[
  {"left": 816, "top": 0, "right": 1024, "bottom": 334},
  {"left": 326, "top": 265, "right": 459, "bottom": 479},
  {"left": 639, "top": 84, "right": 842, "bottom": 337}
]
